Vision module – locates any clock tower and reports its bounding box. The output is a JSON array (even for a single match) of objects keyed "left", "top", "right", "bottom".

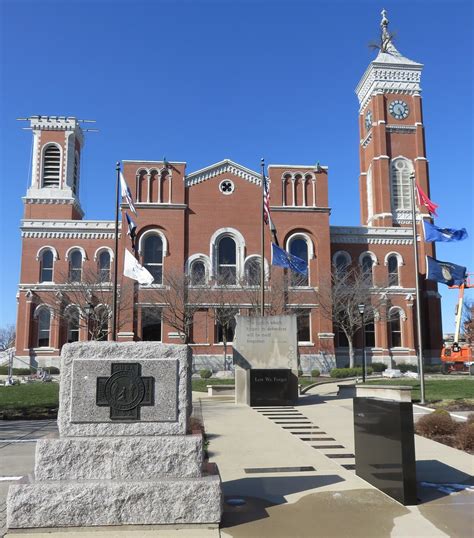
[{"left": 356, "top": 9, "right": 431, "bottom": 228}]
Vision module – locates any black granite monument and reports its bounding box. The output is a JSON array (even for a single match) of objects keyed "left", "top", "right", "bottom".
[
  {"left": 353, "top": 397, "right": 417, "bottom": 505},
  {"left": 250, "top": 369, "right": 296, "bottom": 406}
]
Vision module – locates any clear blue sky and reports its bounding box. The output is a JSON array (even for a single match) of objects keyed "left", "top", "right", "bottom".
[{"left": 0, "top": 0, "right": 472, "bottom": 333}]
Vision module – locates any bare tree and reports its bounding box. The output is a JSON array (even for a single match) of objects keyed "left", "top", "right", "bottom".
[
  {"left": 462, "top": 299, "right": 474, "bottom": 347},
  {"left": 0, "top": 324, "right": 16, "bottom": 351},
  {"left": 146, "top": 270, "right": 209, "bottom": 344},
  {"left": 319, "top": 267, "right": 386, "bottom": 368},
  {"left": 44, "top": 268, "right": 133, "bottom": 341}
]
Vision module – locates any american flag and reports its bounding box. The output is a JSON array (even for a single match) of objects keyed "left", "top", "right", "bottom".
[{"left": 263, "top": 173, "right": 271, "bottom": 226}]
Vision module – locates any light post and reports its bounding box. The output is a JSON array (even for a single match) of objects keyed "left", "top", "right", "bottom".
[
  {"left": 84, "top": 302, "right": 94, "bottom": 340},
  {"left": 358, "top": 303, "right": 366, "bottom": 383}
]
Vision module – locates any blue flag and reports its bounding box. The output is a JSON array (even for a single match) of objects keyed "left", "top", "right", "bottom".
[
  {"left": 125, "top": 212, "right": 137, "bottom": 251},
  {"left": 271, "top": 243, "right": 307, "bottom": 275},
  {"left": 426, "top": 256, "right": 466, "bottom": 286},
  {"left": 423, "top": 220, "right": 468, "bottom": 242}
]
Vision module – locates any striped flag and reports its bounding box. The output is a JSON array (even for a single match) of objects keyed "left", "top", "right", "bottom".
[
  {"left": 120, "top": 172, "right": 137, "bottom": 215},
  {"left": 416, "top": 183, "right": 438, "bottom": 216},
  {"left": 263, "top": 172, "right": 272, "bottom": 226}
]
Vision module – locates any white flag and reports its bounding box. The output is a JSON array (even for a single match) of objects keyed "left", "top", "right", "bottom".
[
  {"left": 120, "top": 172, "right": 137, "bottom": 215},
  {"left": 123, "top": 249, "right": 154, "bottom": 285}
]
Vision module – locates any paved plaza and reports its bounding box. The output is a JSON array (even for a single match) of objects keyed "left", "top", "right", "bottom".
[{"left": 1, "top": 382, "right": 473, "bottom": 537}]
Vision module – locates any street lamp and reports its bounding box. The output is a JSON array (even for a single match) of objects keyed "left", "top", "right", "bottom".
[{"left": 358, "top": 303, "right": 367, "bottom": 383}]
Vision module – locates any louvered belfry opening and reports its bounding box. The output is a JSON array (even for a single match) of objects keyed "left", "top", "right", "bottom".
[{"left": 42, "top": 144, "right": 61, "bottom": 187}]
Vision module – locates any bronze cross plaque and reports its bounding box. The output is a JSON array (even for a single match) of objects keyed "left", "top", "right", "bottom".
[{"left": 96, "top": 363, "right": 154, "bottom": 421}]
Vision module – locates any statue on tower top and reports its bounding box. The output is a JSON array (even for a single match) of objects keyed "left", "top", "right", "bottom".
[{"left": 379, "top": 8, "right": 397, "bottom": 53}]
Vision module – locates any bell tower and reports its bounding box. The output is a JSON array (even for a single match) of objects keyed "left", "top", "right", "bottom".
[
  {"left": 356, "top": 10, "right": 431, "bottom": 228},
  {"left": 22, "top": 116, "right": 86, "bottom": 220}
]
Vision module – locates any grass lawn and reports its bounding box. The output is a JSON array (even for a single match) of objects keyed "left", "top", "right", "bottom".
[
  {"left": 0, "top": 382, "right": 59, "bottom": 419},
  {"left": 366, "top": 378, "right": 474, "bottom": 405}
]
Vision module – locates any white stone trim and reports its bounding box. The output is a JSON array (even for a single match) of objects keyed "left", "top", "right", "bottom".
[
  {"left": 94, "top": 246, "right": 114, "bottom": 262},
  {"left": 21, "top": 219, "right": 116, "bottom": 239},
  {"left": 40, "top": 142, "right": 63, "bottom": 188},
  {"left": 137, "top": 229, "right": 168, "bottom": 257},
  {"left": 209, "top": 227, "right": 245, "bottom": 279},
  {"left": 332, "top": 250, "right": 351, "bottom": 267},
  {"left": 358, "top": 251, "right": 378, "bottom": 266},
  {"left": 186, "top": 253, "right": 211, "bottom": 284},
  {"left": 269, "top": 164, "right": 328, "bottom": 170},
  {"left": 35, "top": 246, "right": 59, "bottom": 261},
  {"left": 330, "top": 225, "right": 413, "bottom": 245},
  {"left": 285, "top": 232, "right": 314, "bottom": 260},
  {"left": 243, "top": 254, "right": 269, "bottom": 282},
  {"left": 384, "top": 251, "right": 404, "bottom": 266},
  {"left": 65, "top": 246, "right": 87, "bottom": 262},
  {"left": 388, "top": 305, "right": 407, "bottom": 321},
  {"left": 186, "top": 159, "right": 261, "bottom": 187},
  {"left": 33, "top": 303, "right": 54, "bottom": 319}
]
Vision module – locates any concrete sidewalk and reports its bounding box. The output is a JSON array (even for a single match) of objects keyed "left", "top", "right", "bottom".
[{"left": 196, "top": 384, "right": 473, "bottom": 537}]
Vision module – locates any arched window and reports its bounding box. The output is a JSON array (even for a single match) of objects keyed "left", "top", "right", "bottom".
[
  {"left": 245, "top": 257, "right": 261, "bottom": 286},
  {"left": 387, "top": 255, "right": 399, "bottom": 286},
  {"left": 389, "top": 311, "right": 402, "bottom": 348},
  {"left": 217, "top": 237, "right": 237, "bottom": 285},
  {"left": 191, "top": 261, "right": 206, "bottom": 286},
  {"left": 67, "top": 307, "right": 80, "bottom": 343},
  {"left": 288, "top": 237, "right": 309, "bottom": 286},
  {"left": 98, "top": 251, "right": 111, "bottom": 282},
  {"left": 42, "top": 144, "right": 61, "bottom": 187},
  {"left": 40, "top": 250, "right": 54, "bottom": 282},
  {"left": 143, "top": 235, "right": 163, "bottom": 284},
  {"left": 73, "top": 151, "right": 80, "bottom": 194},
  {"left": 37, "top": 308, "right": 51, "bottom": 347},
  {"left": 361, "top": 254, "right": 374, "bottom": 285},
  {"left": 69, "top": 251, "right": 83, "bottom": 282},
  {"left": 390, "top": 158, "right": 412, "bottom": 211},
  {"left": 334, "top": 251, "right": 351, "bottom": 276}
]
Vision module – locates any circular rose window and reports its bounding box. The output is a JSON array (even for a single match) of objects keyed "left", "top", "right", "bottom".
[{"left": 219, "top": 179, "right": 234, "bottom": 195}]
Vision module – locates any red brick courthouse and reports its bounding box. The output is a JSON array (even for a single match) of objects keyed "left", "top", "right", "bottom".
[{"left": 14, "top": 16, "right": 442, "bottom": 371}]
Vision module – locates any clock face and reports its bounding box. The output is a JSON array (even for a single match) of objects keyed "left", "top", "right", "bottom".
[
  {"left": 365, "top": 110, "right": 372, "bottom": 131},
  {"left": 389, "top": 100, "right": 409, "bottom": 120}
]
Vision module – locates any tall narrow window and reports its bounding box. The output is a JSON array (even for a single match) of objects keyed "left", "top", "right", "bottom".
[
  {"left": 142, "top": 308, "right": 162, "bottom": 341},
  {"left": 365, "top": 321, "right": 375, "bottom": 347},
  {"left": 67, "top": 308, "right": 80, "bottom": 343},
  {"left": 37, "top": 308, "right": 51, "bottom": 347},
  {"left": 388, "top": 255, "right": 399, "bottom": 286},
  {"left": 245, "top": 258, "right": 261, "bottom": 286},
  {"left": 289, "top": 238, "right": 309, "bottom": 286},
  {"left": 336, "top": 324, "right": 348, "bottom": 347},
  {"left": 98, "top": 251, "right": 111, "bottom": 282},
  {"left": 42, "top": 144, "right": 61, "bottom": 187},
  {"left": 217, "top": 237, "right": 237, "bottom": 285},
  {"left": 72, "top": 151, "right": 79, "bottom": 194},
  {"left": 389, "top": 312, "right": 402, "bottom": 348},
  {"left": 297, "top": 311, "right": 311, "bottom": 342},
  {"left": 361, "top": 255, "right": 374, "bottom": 285},
  {"left": 69, "top": 251, "right": 83, "bottom": 282},
  {"left": 40, "top": 250, "right": 54, "bottom": 282},
  {"left": 391, "top": 158, "right": 412, "bottom": 211},
  {"left": 143, "top": 235, "right": 163, "bottom": 284},
  {"left": 216, "top": 309, "right": 237, "bottom": 342},
  {"left": 190, "top": 261, "right": 206, "bottom": 286},
  {"left": 334, "top": 252, "right": 350, "bottom": 275}
]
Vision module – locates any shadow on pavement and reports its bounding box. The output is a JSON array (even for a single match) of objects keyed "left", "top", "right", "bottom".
[{"left": 417, "top": 459, "right": 474, "bottom": 502}]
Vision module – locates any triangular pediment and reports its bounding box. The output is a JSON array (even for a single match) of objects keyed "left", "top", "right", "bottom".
[{"left": 185, "top": 159, "right": 262, "bottom": 187}]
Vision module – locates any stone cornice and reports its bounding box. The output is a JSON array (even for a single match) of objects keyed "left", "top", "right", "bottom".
[
  {"left": 131, "top": 203, "right": 187, "bottom": 210},
  {"left": 270, "top": 206, "right": 330, "bottom": 213},
  {"left": 330, "top": 226, "right": 413, "bottom": 245},
  {"left": 356, "top": 63, "right": 422, "bottom": 112},
  {"left": 185, "top": 159, "right": 261, "bottom": 187},
  {"left": 23, "top": 196, "right": 84, "bottom": 218},
  {"left": 21, "top": 219, "right": 116, "bottom": 239}
]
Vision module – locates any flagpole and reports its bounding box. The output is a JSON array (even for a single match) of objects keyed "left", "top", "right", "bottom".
[
  {"left": 260, "top": 158, "right": 265, "bottom": 316},
  {"left": 112, "top": 161, "right": 121, "bottom": 341},
  {"left": 410, "top": 171, "right": 426, "bottom": 405}
]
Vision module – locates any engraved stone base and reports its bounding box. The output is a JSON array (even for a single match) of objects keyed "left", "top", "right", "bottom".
[
  {"left": 7, "top": 476, "right": 222, "bottom": 529},
  {"left": 35, "top": 435, "right": 203, "bottom": 481}
]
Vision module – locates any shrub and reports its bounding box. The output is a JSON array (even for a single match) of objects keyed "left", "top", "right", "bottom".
[
  {"left": 455, "top": 423, "right": 474, "bottom": 452},
  {"left": 330, "top": 367, "right": 373, "bottom": 378},
  {"left": 423, "top": 365, "right": 442, "bottom": 374},
  {"left": 398, "top": 363, "right": 418, "bottom": 373},
  {"left": 466, "top": 413, "right": 474, "bottom": 425},
  {"left": 199, "top": 369, "right": 212, "bottom": 379},
  {"left": 13, "top": 368, "right": 32, "bottom": 375},
  {"left": 416, "top": 409, "right": 457, "bottom": 438},
  {"left": 311, "top": 369, "right": 321, "bottom": 378},
  {"left": 371, "top": 362, "right": 387, "bottom": 373},
  {"left": 46, "top": 367, "right": 60, "bottom": 374}
]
